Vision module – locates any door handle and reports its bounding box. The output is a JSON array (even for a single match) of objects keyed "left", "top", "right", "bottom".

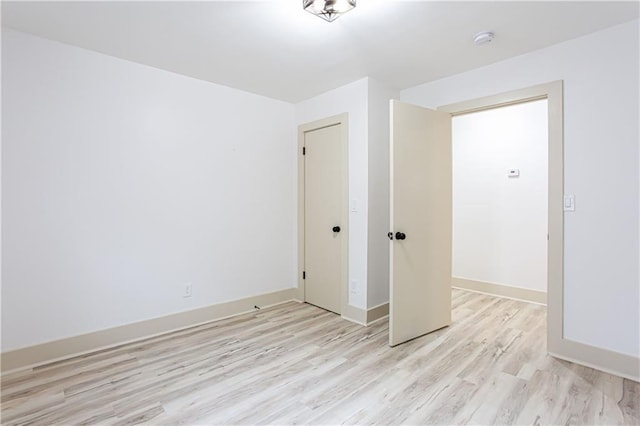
[
  {"left": 332, "top": 226, "right": 341, "bottom": 233},
  {"left": 395, "top": 232, "right": 406, "bottom": 240}
]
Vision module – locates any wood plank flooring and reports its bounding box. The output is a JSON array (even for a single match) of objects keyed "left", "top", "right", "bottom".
[{"left": 2, "top": 289, "right": 638, "bottom": 425}]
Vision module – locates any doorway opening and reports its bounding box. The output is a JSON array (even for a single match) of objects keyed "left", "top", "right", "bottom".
[
  {"left": 438, "top": 81, "right": 563, "bottom": 355},
  {"left": 451, "top": 99, "right": 549, "bottom": 305},
  {"left": 389, "top": 81, "right": 563, "bottom": 353}
]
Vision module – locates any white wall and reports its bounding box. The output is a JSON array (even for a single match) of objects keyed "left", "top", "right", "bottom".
[
  {"left": 401, "top": 20, "right": 639, "bottom": 357},
  {"left": 295, "top": 77, "right": 399, "bottom": 310},
  {"left": 452, "top": 100, "right": 548, "bottom": 292},
  {"left": 367, "top": 78, "right": 398, "bottom": 308},
  {"left": 1, "top": 29, "right": 297, "bottom": 351},
  {"left": 295, "top": 78, "right": 369, "bottom": 309}
]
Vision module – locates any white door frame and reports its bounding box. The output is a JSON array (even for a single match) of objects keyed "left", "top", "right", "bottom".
[
  {"left": 297, "top": 113, "right": 349, "bottom": 315},
  {"left": 439, "top": 81, "right": 562, "bottom": 355},
  {"left": 438, "top": 81, "right": 638, "bottom": 380}
]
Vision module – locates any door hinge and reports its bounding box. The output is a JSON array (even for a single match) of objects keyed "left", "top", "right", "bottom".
[
  {"left": 302, "top": 147, "right": 306, "bottom": 155},
  {"left": 303, "top": 271, "right": 306, "bottom": 279}
]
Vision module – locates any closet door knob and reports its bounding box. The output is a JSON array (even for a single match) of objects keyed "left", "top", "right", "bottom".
[
  {"left": 395, "top": 232, "right": 406, "bottom": 240},
  {"left": 332, "top": 226, "right": 341, "bottom": 233}
]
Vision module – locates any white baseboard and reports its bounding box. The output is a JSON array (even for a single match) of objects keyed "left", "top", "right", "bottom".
[
  {"left": 341, "top": 304, "right": 367, "bottom": 326},
  {"left": 367, "top": 302, "right": 389, "bottom": 324},
  {"left": 1, "top": 288, "right": 297, "bottom": 374},
  {"left": 341, "top": 302, "right": 389, "bottom": 326},
  {"left": 452, "top": 277, "right": 546, "bottom": 305},
  {"left": 452, "top": 278, "right": 638, "bottom": 381},
  {"left": 550, "top": 340, "right": 640, "bottom": 382}
]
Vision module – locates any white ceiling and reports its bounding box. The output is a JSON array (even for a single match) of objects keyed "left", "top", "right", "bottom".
[{"left": 2, "top": 1, "right": 638, "bottom": 103}]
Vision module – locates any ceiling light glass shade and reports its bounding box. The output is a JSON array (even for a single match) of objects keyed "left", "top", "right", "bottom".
[{"left": 303, "top": 0, "right": 356, "bottom": 22}]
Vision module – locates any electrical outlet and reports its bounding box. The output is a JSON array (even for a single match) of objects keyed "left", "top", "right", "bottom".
[
  {"left": 350, "top": 280, "right": 358, "bottom": 295},
  {"left": 183, "top": 283, "right": 193, "bottom": 298}
]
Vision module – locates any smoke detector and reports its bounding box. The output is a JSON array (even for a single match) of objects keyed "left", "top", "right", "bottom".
[{"left": 473, "top": 31, "right": 494, "bottom": 46}]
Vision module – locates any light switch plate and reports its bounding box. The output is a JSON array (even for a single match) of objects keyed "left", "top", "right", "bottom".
[{"left": 564, "top": 195, "right": 575, "bottom": 211}]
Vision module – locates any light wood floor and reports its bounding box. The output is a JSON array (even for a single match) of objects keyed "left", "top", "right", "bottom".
[{"left": 2, "top": 289, "right": 638, "bottom": 425}]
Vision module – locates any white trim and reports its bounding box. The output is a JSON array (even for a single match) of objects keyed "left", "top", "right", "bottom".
[
  {"left": 366, "top": 302, "right": 389, "bottom": 324},
  {"left": 341, "top": 302, "right": 389, "bottom": 326},
  {"left": 549, "top": 349, "right": 639, "bottom": 382},
  {"left": 440, "top": 81, "right": 640, "bottom": 381},
  {"left": 439, "top": 80, "right": 562, "bottom": 355},
  {"left": 452, "top": 277, "right": 546, "bottom": 305},
  {"left": 1, "top": 288, "right": 297, "bottom": 374}
]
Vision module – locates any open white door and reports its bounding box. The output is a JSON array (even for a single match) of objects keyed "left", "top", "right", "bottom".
[{"left": 389, "top": 100, "right": 452, "bottom": 347}]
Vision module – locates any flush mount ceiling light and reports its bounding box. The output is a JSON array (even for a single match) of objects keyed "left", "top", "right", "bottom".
[
  {"left": 473, "top": 31, "right": 494, "bottom": 46},
  {"left": 303, "top": 0, "right": 356, "bottom": 22}
]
